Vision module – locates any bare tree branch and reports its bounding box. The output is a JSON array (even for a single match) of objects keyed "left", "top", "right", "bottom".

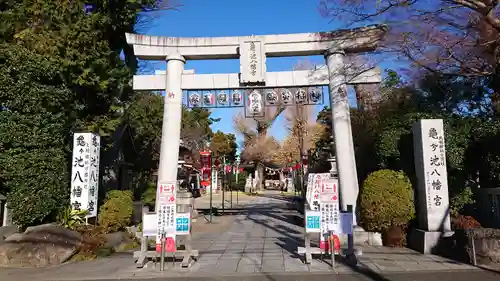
[{"left": 319, "top": 0, "right": 500, "bottom": 78}]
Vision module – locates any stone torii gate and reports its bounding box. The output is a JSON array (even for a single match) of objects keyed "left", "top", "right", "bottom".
[{"left": 126, "top": 25, "right": 386, "bottom": 226}]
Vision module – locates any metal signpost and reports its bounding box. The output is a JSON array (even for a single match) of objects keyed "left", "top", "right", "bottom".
[
  {"left": 229, "top": 163, "right": 233, "bottom": 208},
  {"left": 235, "top": 157, "right": 240, "bottom": 205},
  {"left": 222, "top": 157, "right": 225, "bottom": 214}
]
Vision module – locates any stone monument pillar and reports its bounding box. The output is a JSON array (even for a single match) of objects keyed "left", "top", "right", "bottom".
[
  {"left": 2, "top": 203, "right": 9, "bottom": 226},
  {"left": 245, "top": 175, "right": 252, "bottom": 193},
  {"left": 325, "top": 48, "right": 360, "bottom": 226},
  {"left": 409, "top": 119, "right": 452, "bottom": 254},
  {"left": 155, "top": 54, "right": 185, "bottom": 212}
]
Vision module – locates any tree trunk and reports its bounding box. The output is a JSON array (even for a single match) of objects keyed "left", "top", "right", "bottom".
[
  {"left": 256, "top": 164, "right": 264, "bottom": 191},
  {"left": 255, "top": 126, "right": 269, "bottom": 191}
]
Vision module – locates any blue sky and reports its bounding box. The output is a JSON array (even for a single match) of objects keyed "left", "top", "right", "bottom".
[{"left": 138, "top": 0, "right": 393, "bottom": 146}]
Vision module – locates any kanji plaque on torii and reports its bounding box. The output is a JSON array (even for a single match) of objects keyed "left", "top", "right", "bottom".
[{"left": 240, "top": 39, "right": 266, "bottom": 84}]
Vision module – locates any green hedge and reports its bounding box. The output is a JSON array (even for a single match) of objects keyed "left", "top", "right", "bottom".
[
  {"left": 360, "top": 169, "right": 415, "bottom": 232},
  {"left": 98, "top": 190, "right": 133, "bottom": 233}
]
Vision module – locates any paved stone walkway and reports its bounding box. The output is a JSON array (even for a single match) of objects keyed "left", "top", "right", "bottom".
[
  {"left": 191, "top": 194, "right": 306, "bottom": 273},
  {"left": 0, "top": 191, "right": 484, "bottom": 281},
  {"left": 94, "top": 271, "right": 500, "bottom": 281},
  {"left": 194, "top": 191, "right": 256, "bottom": 209},
  {"left": 184, "top": 192, "right": 479, "bottom": 275}
]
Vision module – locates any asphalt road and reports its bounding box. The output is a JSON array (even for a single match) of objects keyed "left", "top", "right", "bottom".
[{"left": 89, "top": 270, "right": 499, "bottom": 281}]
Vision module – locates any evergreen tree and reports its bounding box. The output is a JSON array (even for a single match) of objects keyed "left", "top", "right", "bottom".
[{"left": 0, "top": 0, "right": 167, "bottom": 227}]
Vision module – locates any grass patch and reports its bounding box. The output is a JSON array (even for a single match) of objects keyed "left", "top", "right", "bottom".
[
  {"left": 71, "top": 246, "right": 113, "bottom": 261},
  {"left": 116, "top": 239, "right": 140, "bottom": 252},
  {"left": 70, "top": 225, "right": 109, "bottom": 261}
]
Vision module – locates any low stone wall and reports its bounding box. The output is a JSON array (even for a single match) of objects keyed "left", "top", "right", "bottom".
[
  {"left": 469, "top": 228, "right": 500, "bottom": 265},
  {"left": 436, "top": 228, "right": 500, "bottom": 265}
]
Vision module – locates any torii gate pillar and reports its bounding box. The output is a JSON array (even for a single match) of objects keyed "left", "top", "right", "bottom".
[
  {"left": 325, "top": 49, "right": 360, "bottom": 225},
  {"left": 156, "top": 54, "right": 185, "bottom": 212}
]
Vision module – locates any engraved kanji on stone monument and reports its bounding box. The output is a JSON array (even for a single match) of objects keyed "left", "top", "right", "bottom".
[
  {"left": 71, "top": 133, "right": 91, "bottom": 213},
  {"left": 87, "top": 133, "right": 100, "bottom": 218},
  {"left": 413, "top": 119, "right": 451, "bottom": 231}
]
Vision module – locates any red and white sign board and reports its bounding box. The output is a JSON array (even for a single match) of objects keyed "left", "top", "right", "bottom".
[
  {"left": 306, "top": 173, "right": 330, "bottom": 210},
  {"left": 159, "top": 182, "right": 175, "bottom": 193},
  {"left": 320, "top": 178, "right": 338, "bottom": 203},
  {"left": 156, "top": 181, "right": 177, "bottom": 253},
  {"left": 319, "top": 178, "right": 341, "bottom": 251}
]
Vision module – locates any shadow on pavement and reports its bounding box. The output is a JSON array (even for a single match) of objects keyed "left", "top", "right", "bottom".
[
  {"left": 252, "top": 192, "right": 300, "bottom": 204},
  {"left": 338, "top": 255, "right": 391, "bottom": 281},
  {"left": 196, "top": 191, "right": 499, "bottom": 281},
  {"left": 477, "top": 265, "right": 500, "bottom": 275},
  {"left": 275, "top": 237, "right": 305, "bottom": 259}
]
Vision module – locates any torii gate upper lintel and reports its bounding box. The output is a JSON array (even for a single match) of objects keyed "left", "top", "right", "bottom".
[
  {"left": 125, "top": 24, "right": 386, "bottom": 60},
  {"left": 126, "top": 24, "right": 387, "bottom": 226}
]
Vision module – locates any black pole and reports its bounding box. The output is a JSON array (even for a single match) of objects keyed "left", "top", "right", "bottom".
[
  {"left": 230, "top": 167, "right": 233, "bottom": 208},
  {"left": 209, "top": 165, "right": 213, "bottom": 223},
  {"left": 222, "top": 166, "right": 225, "bottom": 215}
]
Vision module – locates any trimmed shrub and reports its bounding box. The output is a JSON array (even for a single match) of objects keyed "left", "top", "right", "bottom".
[
  {"left": 140, "top": 183, "right": 156, "bottom": 208},
  {"left": 452, "top": 215, "right": 481, "bottom": 230},
  {"left": 360, "top": 169, "right": 415, "bottom": 233},
  {"left": 98, "top": 190, "right": 133, "bottom": 233},
  {"left": 450, "top": 187, "right": 475, "bottom": 217}
]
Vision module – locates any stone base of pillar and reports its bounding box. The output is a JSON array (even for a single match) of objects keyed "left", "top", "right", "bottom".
[
  {"left": 408, "top": 228, "right": 454, "bottom": 254},
  {"left": 337, "top": 229, "right": 383, "bottom": 247}
]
